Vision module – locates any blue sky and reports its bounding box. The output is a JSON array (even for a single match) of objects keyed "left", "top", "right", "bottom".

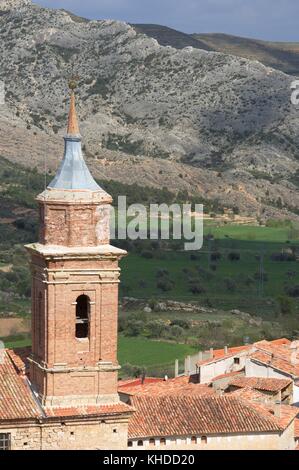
[{"left": 36, "top": 0, "right": 299, "bottom": 41}]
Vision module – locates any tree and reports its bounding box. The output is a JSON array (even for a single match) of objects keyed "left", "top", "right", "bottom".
[
  {"left": 277, "top": 295, "right": 293, "bottom": 315},
  {"left": 125, "top": 320, "right": 145, "bottom": 337},
  {"left": 147, "top": 320, "right": 166, "bottom": 338}
]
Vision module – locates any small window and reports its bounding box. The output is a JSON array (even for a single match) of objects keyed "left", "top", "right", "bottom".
[
  {"left": 201, "top": 436, "right": 208, "bottom": 444},
  {"left": 0, "top": 433, "right": 11, "bottom": 450},
  {"left": 234, "top": 357, "right": 240, "bottom": 365},
  {"left": 76, "top": 295, "right": 90, "bottom": 339},
  {"left": 160, "top": 438, "right": 166, "bottom": 446},
  {"left": 128, "top": 441, "right": 133, "bottom": 447},
  {"left": 191, "top": 436, "right": 197, "bottom": 444},
  {"left": 137, "top": 440, "right": 143, "bottom": 447},
  {"left": 149, "top": 438, "right": 155, "bottom": 447}
]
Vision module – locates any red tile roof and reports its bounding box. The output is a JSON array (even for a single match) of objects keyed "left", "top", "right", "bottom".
[
  {"left": 228, "top": 387, "right": 269, "bottom": 403},
  {"left": 119, "top": 375, "right": 215, "bottom": 397},
  {"left": 118, "top": 378, "right": 164, "bottom": 389},
  {"left": 128, "top": 394, "right": 290, "bottom": 439},
  {"left": 212, "top": 369, "right": 245, "bottom": 382},
  {"left": 228, "top": 376, "right": 292, "bottom": 393},
  {"left": 0, "top": 349, "right": 133, "bottom": 422},
  {"left": 197, "top": 345, "right": 252, "bottom": 367},
  {"left": 0, "top": 350, "right": 41, "bottom": 422},
  {"left": 45, "top": 403, "right": 133, "bottom": 418}
]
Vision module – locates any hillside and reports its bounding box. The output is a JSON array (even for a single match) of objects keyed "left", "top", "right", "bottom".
[
  {"left": 132, "top": 25, "right": 299, "bottom": 76},
  {"left": 0, "top": 1, "right": 298, "bottom": 219},
  {"left": 192, "top": 33, "right": 299, "bottom": 76}
]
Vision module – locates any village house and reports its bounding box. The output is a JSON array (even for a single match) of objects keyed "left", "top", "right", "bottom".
[{"left": 118, "top": 376, "right": 297, "bottom": 450}]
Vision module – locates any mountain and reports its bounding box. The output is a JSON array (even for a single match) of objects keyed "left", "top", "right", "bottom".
[
  {"left": 192, "top": 33, "right": 299, "bottom": 76},
  {"left": 132, "top": 25, "right": 299, "bottom": 76},
  {"left": 0, "top": 0, "right": 299, "bottom": 220}
]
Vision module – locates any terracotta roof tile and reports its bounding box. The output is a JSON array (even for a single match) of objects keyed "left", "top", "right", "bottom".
[
  {"left": 0, "top": 350, "right": 41, "bottom": 421},
  {"left": 229, "top": 376, "right": 292, "bottom": 393},
  {"left": 45, "top": 403, "right": 133, "bottom": 418},
  {"left": 228, "top": 387, "right": 269, "bottom": 403},
  {"left": 128, "top": 395, "right": 287, "bottom": 439},
  {"left": 212, "top": 369, "right": 245, "bottom": 382},
  {"left": 197, "top": 345, "right": 252, "bottom": 367},
  {"left": 119, "top": 375, "right": 215, "bottom": 397}
]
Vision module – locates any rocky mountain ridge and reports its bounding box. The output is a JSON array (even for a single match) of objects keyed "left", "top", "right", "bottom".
[{"left": 0, "top": 1, "right": 298, "bottom": 219}]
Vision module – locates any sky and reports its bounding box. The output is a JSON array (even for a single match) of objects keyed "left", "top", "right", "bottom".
[{"left": 36, "top": 0, "right": 299, "bottom": 42}]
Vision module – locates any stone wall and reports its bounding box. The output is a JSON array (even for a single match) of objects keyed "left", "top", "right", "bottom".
[{"left": 0, "top": 416, "right": 129, "bottom": 450}]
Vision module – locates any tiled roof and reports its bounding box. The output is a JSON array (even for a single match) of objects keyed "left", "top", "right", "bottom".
[
  {"left": 295, "top": 418, "right": 299, "bottom": 439},
  {"left": 212, "top": 369, "right": 245, "bottom": 382},
  {"left": 45, "top": 403, "right": 133, "bottom": 418},
  {"left": 119, "top": 375, "right": 215, "bottom": 397},
  {"left": 250, "top": 351, "right": 299, "bottom": 378},
  {"left": 118, "top": 378, "right": 164, "bottom": 389},
  {"left": 229, "top": 376, "right": 292, "bottom": 393},
  {"left": 0, "top": 350, "right": 41, "bottom": 422},
  {"left": 0, "top": 349, "right": 133, "bottom": 422},
  {"left": 197, "top": 345, "right": 252, "bottom": 367},
  {"left": 128, "top": 395, "right": 288, "bottom": 439},
  {"left": 6, "top": 348, "right": 30, "bottom": 375},
  {"left": 228, "top": 387, "right": 269, "bottom": 403}
]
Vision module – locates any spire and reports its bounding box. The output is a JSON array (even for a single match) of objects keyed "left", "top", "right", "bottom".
[
  {"left": 47, "top": 83, "right": 103, "bottom": 192},
  {"left": 67, "top": 91, "right": 80, "bottom": 136}
]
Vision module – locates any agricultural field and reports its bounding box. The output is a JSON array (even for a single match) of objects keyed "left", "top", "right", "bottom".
[{"left": 0, "top": 157, "right": 299, "bottom": 376}]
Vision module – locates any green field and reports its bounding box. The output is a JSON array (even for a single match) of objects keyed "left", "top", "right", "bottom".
[
  {"left": 120, "top": 222, "right": 299, "bottom": 315},
  {"left": 2, "top": 335, "right": 196, "bottom": 375}
]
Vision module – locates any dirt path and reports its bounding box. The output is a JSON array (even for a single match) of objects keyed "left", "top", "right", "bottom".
[{"left": 0, "top": 318, "right": 30, "bottom": 337}]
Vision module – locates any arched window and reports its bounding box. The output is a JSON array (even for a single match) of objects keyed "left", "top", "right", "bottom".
[
  {"left": 191, "top": 436, "right": 197, "bottom": 444},
  {"left": 201, "top": 436, "right": 208, "bottom": 444},
  {"left": 160, "top": 438, "right": 166, "bottom": 446},
  {"left": 149, "top": 438, "right": 155, "bottom": 447},
  {"left": 128, "top": 441, "right": 133, "bottom": 447},
  {"left": 137, "top": 440, "right": 143, "bottom": 447},
  {"left": 75, "top": 295, "right": 90, "bottom": 339}
]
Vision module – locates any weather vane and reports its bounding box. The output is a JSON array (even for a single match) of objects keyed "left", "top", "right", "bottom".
[{"left": 68, "top": 63, "right": 80, "bottom": 92}]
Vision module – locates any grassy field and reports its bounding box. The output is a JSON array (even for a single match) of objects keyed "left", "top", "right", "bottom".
[
  {"left": 120, "top": 223, "right": 299, "bottom": 315},
  {"left": 1, "top": 335, "right": 196, "bottom": 373}
]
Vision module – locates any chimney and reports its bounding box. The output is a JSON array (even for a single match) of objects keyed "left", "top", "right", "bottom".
[
  {"left": 141, "top": 372, "right": 146, "bottom": 385},
  {"left": 274, "top": 400, "right": 281, "bottom": 419},
  {"left": 210, "top": 348, "right": 214, "bottom": 359},
  {"left": 175, "top": 359, "right": 179, "bottom": 378},
  {"left": 184, "top": 355, "right": 191, "bottom": 375},
  {"left": 224, "top": 346, "right": 228, "bottom": 355},
  {"left": 164, "top": 375, "right": 169, "bottom": 381}
]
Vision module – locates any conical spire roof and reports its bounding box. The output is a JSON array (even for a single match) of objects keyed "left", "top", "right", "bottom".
[{"left": 47, "top": 90, "right": 102, "bottom": 191}]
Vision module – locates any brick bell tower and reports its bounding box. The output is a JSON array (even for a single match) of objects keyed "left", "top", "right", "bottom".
[{"left": 26, "top": 85, "right": 126, "bottom": 407}]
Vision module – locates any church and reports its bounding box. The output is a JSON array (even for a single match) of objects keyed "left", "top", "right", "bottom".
[
  {"left": 0, "top": 86, "right": 133, "bottom": 450},
  {"left": 0, "top": 88, "right": 298, "bottom": 451}
]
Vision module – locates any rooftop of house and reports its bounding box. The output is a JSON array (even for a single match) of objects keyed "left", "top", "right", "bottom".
[
  {"left": 119, "top": 375, "right": 215, "bottom": 397},
  {"left": 250, "top": 339, "right": 299, "bottom": 378},
  {"left": 228, "top": 376, "right": 292, "bottom": 393},
  {"left": 196, "top": 338, "right": 293, "bottom": 369},
  {"left": 0, "top": 349, "right": 132, "bottom": 423},
  {"left": 128, "top": 394, "right": 297, "bottom": 439}
]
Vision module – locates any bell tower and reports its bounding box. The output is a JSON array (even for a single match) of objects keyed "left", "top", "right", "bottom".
[{"left": 26, "top": 85, "right": 126, "bottom": 407}]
